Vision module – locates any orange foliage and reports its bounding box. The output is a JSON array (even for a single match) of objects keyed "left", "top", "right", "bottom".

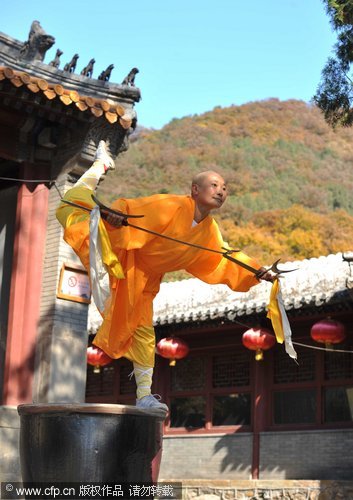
[{"left": 219, "top": 206, "right": 353, "bottom": 264}]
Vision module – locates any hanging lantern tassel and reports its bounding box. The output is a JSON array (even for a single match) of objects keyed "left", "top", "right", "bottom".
[
  {"left": 87, "top": 345, "right": 113, "bottom": 373},
  {"left": 156, "top": 337, "right": 189, "bottom": 366},
  {"left": 310, "top": 318, "right": 346, "bottom": 349},
  {"left": 242, "top": 327, "right": 276, "bottom": 361}
]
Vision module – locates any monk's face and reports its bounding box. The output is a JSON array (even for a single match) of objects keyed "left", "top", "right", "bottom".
[{"left": 192, "top": 172, "right": 227, "bottom": 211}]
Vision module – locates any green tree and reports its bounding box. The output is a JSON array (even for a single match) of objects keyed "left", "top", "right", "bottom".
[{"left": 315, "top": 1, "right": 353, "bottom": 126}]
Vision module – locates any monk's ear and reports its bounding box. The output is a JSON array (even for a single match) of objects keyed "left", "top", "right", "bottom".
[{"left": 191, "top": 183, "right": 199, "bottom": 197}]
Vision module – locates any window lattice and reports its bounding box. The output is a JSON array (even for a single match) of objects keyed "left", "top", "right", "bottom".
[
  {"left": 171, "top": 356, "right": 205, "bottom": 392},
  {"left": 274, "top": 346, "right": 315, "bottom": 384},
  {"left": 212, "top": 393, "right": 251, "bottom": 425},
  {"left": 324, "top": 386, "right": 353, "bottom": 422},
  {"left": 119, "top": 363, "right": 137, "bottom": 394},
  {"left": 212, "top": 351, "right": 250, "bottom": 387},
  {"left": 324, "top": 340, "right": 353, "bottom": 380},
  {"left": 274, "top": 389, "right": 316, "bottom": 424},
  {"left": 170, "top": 396, "right": 206, "bottom": 428},
  {"left": 85, "top": 365, "right": 115, "bottom": 397}
]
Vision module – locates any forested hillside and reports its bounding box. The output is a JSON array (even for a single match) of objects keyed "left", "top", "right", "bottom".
[{"left": 99, "top": 99, "right": 353, "bottom": 267}]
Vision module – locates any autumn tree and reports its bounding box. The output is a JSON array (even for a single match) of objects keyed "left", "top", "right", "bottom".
[{"left": 315, "top": 1, "right": 353, "bottom": 126}]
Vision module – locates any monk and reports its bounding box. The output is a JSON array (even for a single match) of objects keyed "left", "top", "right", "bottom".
[{"left": 56, "top": 141, "right": 275, "bottom": 412}]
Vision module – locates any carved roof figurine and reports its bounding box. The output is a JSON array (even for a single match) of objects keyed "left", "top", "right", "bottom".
[
  {"left": 121, "top": 67, "right": 139, "bottom": 86},
  {"left": 49, "top": 49, "right": 63, "bottom": 68},
  {"left": 81, "top": 58, "right": 95, "bottom": 78},
  {"left": 63, "top": 54, "right": 79, "bottom": 73},
  {"left": 98, "top": 64, "right": 114, "bottom": 82},
  {"left": 18, "top": 20, "right": 55, "bottom": 62}
]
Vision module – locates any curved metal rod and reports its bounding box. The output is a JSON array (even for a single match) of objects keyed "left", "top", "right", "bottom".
[
  {"left": 91, "top": 194, "right": 144, "bottom": 219},
  {"left": 222, "top": 250, "right": 297, "bottom": 277},
  {"left": 256, "top": 259, "right": 298, "bottom": 278}
]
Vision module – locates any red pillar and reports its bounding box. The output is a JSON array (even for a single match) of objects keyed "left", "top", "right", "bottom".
[
  {"left": 252, "top": 358, "right": 267, "bottom": 479},
  {"left": 2, "top": 165, "right": 49, "bottom": 405}
]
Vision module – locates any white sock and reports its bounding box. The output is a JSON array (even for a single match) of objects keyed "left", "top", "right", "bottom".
[
  {"left": 74, "top": 160, "right": 106, "bottom": 190},
  {"left": 132, "top": 363, "right": 153, "bottom": 400}
]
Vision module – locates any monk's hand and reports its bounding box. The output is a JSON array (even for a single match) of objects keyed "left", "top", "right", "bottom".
[
  {"left": 256, "top": 267, "right": 277, "bottom": 282},
  {"left": 101, "top": 209, "right": 125, "bottom": 228}
]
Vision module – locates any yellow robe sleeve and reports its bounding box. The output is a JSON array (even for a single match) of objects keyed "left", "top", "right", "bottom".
[
  {"left": 186, "top": 219, "right": 260, "bottom": 292},
  {"left": 106, "top": 194, "right": 186, "bottom": 251}
]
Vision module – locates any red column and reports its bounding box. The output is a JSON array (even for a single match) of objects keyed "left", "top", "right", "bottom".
[
  {"left": 2, "top": 165, "right": 49, "bottom": 405},
  {"left": 252, "top": 358, "right": 267, "bottom": 479}
]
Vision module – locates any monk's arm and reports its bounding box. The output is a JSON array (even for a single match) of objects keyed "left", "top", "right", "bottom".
[
  {"left": 185, "top": 220, "right": 274, "bottom": 290},
  {"left": 186, "top": 250, "right": 263, "bottom": 292}
]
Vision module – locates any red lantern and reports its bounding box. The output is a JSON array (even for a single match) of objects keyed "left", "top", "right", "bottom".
[
  {"left": 242, "top": 327, "right": 276, "bottom": 361},
  {"left": 87, "top": 346, "right": 112, "bottom": 373},
  {"left": 310, "top": 318, "right": 346, "bottom": 348},
  {"left": 156, "top": 337, "right": 189, "bottom": 366}
]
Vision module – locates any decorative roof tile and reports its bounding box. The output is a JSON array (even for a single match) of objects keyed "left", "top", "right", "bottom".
[{"left": 0, "top": 65, "right": 133, "bottom": 127}]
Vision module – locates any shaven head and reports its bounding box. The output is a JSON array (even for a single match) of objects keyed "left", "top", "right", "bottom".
[
  {"left": 191, "top": 171, "right": 227, "bottom": 221},
  {"left": 191, "top": 170, "right": 225, "bottom": 190}
]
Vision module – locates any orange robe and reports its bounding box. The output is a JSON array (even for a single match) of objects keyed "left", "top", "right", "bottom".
[{"left": 57, "top": 189, "right": 261, "bottom": 359}]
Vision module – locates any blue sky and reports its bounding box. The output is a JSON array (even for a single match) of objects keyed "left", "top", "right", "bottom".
[{"left": 2, "top": 0, "right": 336, "bottom": 129}]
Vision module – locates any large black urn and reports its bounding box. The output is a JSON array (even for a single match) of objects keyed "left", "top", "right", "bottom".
[{"left": 17, "top": 403, "right": 164, "bottom": 483}]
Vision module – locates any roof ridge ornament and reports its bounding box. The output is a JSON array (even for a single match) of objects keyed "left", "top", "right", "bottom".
[
  {"left": 63, "top": 54, "right": 79, "bottom": 73},
  {"left": 98, "top": 64, "right": 114, "bottom": 82},
  {"left": 18, "top": 20, "right": 55, "bottom": 62},
  {"left": 81, "top": 58, "right": 96, "bottom": 78},
  {"left": 121, "top": 67, "right": 139, "bottom": 86},
  {"left": 49, "top": 49, "right": 63, "bottom": 69}
]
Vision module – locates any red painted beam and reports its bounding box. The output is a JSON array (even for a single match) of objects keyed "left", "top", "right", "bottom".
[{"left": 2, "top": 166, "right": 49, "bottom": 405}]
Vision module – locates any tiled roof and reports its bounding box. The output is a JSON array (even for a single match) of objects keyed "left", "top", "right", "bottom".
[
  {"left": 153, "top": 252, "right": 353, "bottom": 326},
  {"left": 88, "top": 252, "right": 353, "bottom": 332},
  {"left": 0, "top": 65, "right": 133, "bottom": 127}
]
